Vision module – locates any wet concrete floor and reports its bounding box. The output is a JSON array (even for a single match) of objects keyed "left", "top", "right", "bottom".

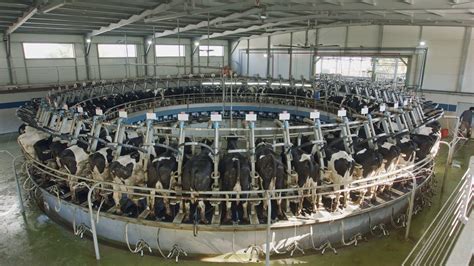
[{"left": 0, "top": 133, "right": 472, "bottom": 266}]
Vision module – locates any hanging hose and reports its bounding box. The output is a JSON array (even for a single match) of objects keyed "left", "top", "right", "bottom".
[
  {"left": 50, "top": 185, "right": 62, "bottom": 212},
  {"left": 271, "top": 231, "right": 286, "bottom": 254},
  {"left": 390, "top": 207, "right": 406, "bottom": 229},
  {"left": 22, "top": 169, "right": 37, "bottom": 191},
  {"left": 95, "top": 198, "right": 105, "bottom": 224},
  {"left": 72, "top": 208, "right": 91, "bottom": 238},
  {"left": 310, "top": 225, "right": 337, "bottom": 254},
  {"left": 340, "top": 220, "right": 362, "bottom": 246},
  {"left": 167, "top": 244, "right": 188, "bottom": 262},
  {"left": 155, "top": 228, "right": 167, "bottom": 259},
  {"left": 286, "top": 222, "right": 304, "bottom": 256},
  {"left": 124, "top": 222, "right": 152, "bottom": 256}
]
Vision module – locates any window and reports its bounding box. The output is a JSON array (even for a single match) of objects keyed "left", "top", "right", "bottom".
[
  {"left": 98, "top": 44, "right": 136, "bottom": 58},
  {"left": 155, "top": 45, "right": 185, "bottom": 57},
  {"left": 23, "top": 43, "right": 75, "bottom": 59},
  {"left": 199, "top": 45, "right": 224, "bottom": 56}
]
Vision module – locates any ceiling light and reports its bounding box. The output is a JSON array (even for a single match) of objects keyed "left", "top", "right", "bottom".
[
  {"left": 419, "top": 41, "right": 426, "bottom": 46},
  {"left": 86, "top": 38, "right": 91, "bottom": 43},
  {"left": 260, "top": 14, "right": 267, "bottom": 19},
  {"left": 147, "top": 39, "right": 153, "bottom": 45},
  {"left": 263, "top": 53, "right": 267, "bottom": 58},
  {"left": 194, "top": 41, "right": 200, "bottom": 46}
]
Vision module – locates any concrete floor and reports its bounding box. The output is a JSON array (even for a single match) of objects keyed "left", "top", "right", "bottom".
[{"left": 0, "top": 133, "right": 472, "bottom": 266}]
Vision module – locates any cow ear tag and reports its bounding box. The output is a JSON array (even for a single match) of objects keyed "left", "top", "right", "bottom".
[
  {"left": 379, "top": 104, "right": 386, "bottom": 112},
  {"left": 95, "top": 108, "right": 103, "bottom": 116}
]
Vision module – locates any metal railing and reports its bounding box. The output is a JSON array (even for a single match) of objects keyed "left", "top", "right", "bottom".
[{"left": 402, "top": 156, "right": 473, "bottom": 265}]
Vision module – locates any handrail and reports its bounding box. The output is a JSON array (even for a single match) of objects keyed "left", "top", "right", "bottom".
[{"left": 402, "top": 157, "right": 473, "bottom": 265}]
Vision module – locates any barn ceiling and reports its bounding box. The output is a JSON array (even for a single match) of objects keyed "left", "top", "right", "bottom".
[{"left": 1, "top": 0, "right": 473, "bottom": 41}]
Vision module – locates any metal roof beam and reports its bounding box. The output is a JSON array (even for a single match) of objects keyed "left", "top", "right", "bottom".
[
  {"left": 198, "top": 20, "right": 300, "bottom": 40},
  {"left": 144, "top": 1, "right": 256, "bottom": 23},
  {"left": 38, "top": 0, "right": 69, "bottom": 14},
  {"left": 153, "top": 7, "right": 262, "bottom": 38},
  {"left": 88, "top": 0, "right": 184, "bottom": 37},
  {"left": 5, "top": 6, "right": 37, "bottom": 35}
]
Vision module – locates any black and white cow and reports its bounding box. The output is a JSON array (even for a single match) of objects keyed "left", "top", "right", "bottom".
[
  {"left": 219, "top": 137, "right": 251, "bottom": 223},
  {"left": 255, "top": 140, "right": 287, "bottom": 218},
  {"left": 321, "top": 147, "right": 357, "bottom": 210},
  {"left": 147, "top": 149, "right": 177, "bottom": 219},
  {"left": 352, "top": 143, "right": 385, "bottom": 205},
  {"left": 59, "top": 142, "right": 90, "bottom": 202},
  {"left": 109, "top": 151, "right": 146, "bottom": 214},
  {"left": 89, "top": 147, "right": 114, "bottom": 183},
  {"left": 397, "top": 135, "right": 418, "bottom": 166},
  {"left": 289, "top": 146, "right": 321, "bottom": 214},
  {"left": 18, "top": 126, "right": 50, "bottom": 160},
  {"left": 181, "top": 140, "right": 214, "bottom": 224},
  {"left": 411, "top": 124, "right": 440, "bottom": 161},
  {"left": 376, "top": 138, "right": 402, "bottom": 193}
]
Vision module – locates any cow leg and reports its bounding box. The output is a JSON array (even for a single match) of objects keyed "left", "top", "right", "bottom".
[
  {"left": 163, "top": 193, "right": 171, "bottom": 217},
  {"left": 224, "top": 195, "right": 232, "bottom": 223},
  {"left": 242, "top": 201, "right": 249, "bottom": 222},
  {"left": 112, "top": 183, "right": 121, "bottom": 211},
  {"left": 183, "top": 201, "right": 191, "bottom": 222},
  {"left": 152, "top": 181, "right": 164, "bottom": 217},
  {"left": 198, "top": 200, "right": 208, "bottom": 224},
  {"left": 149, "top": 190, "right": 156, "bottom": 217},
  {"left": 311, "top": 183, "right": 318, "bottom": 212},
  {"left": 69, "top": 177, "right": 77, "bottom": 203}
]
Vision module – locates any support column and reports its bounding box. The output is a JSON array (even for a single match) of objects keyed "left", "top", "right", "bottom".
[
  {"left": 143, "top": 37, "right": 149, "bottom": 77},
  {"left": 456, "top": 27, "right": 472, "bottom": 92},
  {"left": 84, "top": 37, "right": 91, "bottom": 81},
  {"left": 289, "top": 32, "right": 293, "bottom": 78},
  {"left": 344, "top": 26, "right": 349, "bottom": 48},
  {"left": 266, "top": 36, "right": 271, "bottom": 78},
  {"left": 227, "top": 39, "right": 232, "bottom": 70},
  {"left": 3, "top": 34, "right": 14, "bottom": 84},
  {"left": 311, "top": 28, "right": 319, "bottom": 77},
  {"left": 246, "top": 39, "right": 250, "bottom": 76}
]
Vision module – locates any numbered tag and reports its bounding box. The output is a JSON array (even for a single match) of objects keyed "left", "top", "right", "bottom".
[
  {"left": 279, "top": 111, "right": 290, "bottom": 121},
  {"left": 379, "top": 104, "right": 386, "bottom": 112},
  {"left": 245, "top": 112, "right": 257, "bottom": 122},
  {"left": 394, "top": 102, "right": 399, "bottom": 109},
  {"left": 210, "top": 113, "right": 222, "bottom": 122},
  {"left": 337, "top": 108, "right": 347, "bottom": 117},
  {"left": 118, "top": 110, "right": 128, "bottom": 118},
  {"left": 178, "top": 112, "right": 189, "bottom": 121},
  {"left": 95, "top": 108, "right": 103, "bottom": 116},
  {"left": 310, "top": 111, "right": 320, "bottom": 119},
  {"left": 403, "top": 99, "right": 408, "bottom": 106},
  {"left": 77, "top": 106, "right": 83, "bottom": 113},
  {"left": 146, "top": 112, "right": 156, "bottom": 120},
  {"left": 361, "top": 106, "right": 369, "bottom": 115}
]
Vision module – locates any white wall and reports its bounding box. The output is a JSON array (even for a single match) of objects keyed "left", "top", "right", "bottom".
[
  {"left": 0, "top": 91, "right": 47, "bottom": 134},
  {"left": 0, "top": 33, "right": 230, "bottom": 133},
  {"left": 231, "top": 25, "right": 474, "bottom": 106}
]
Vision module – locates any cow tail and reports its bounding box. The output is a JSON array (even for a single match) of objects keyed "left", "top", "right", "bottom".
[
  {"left": 272, "top": 154, "right": 277, "bottom": 180},
  {"left": 234, "top": 158, "right": 241, "bottom": 183}
]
